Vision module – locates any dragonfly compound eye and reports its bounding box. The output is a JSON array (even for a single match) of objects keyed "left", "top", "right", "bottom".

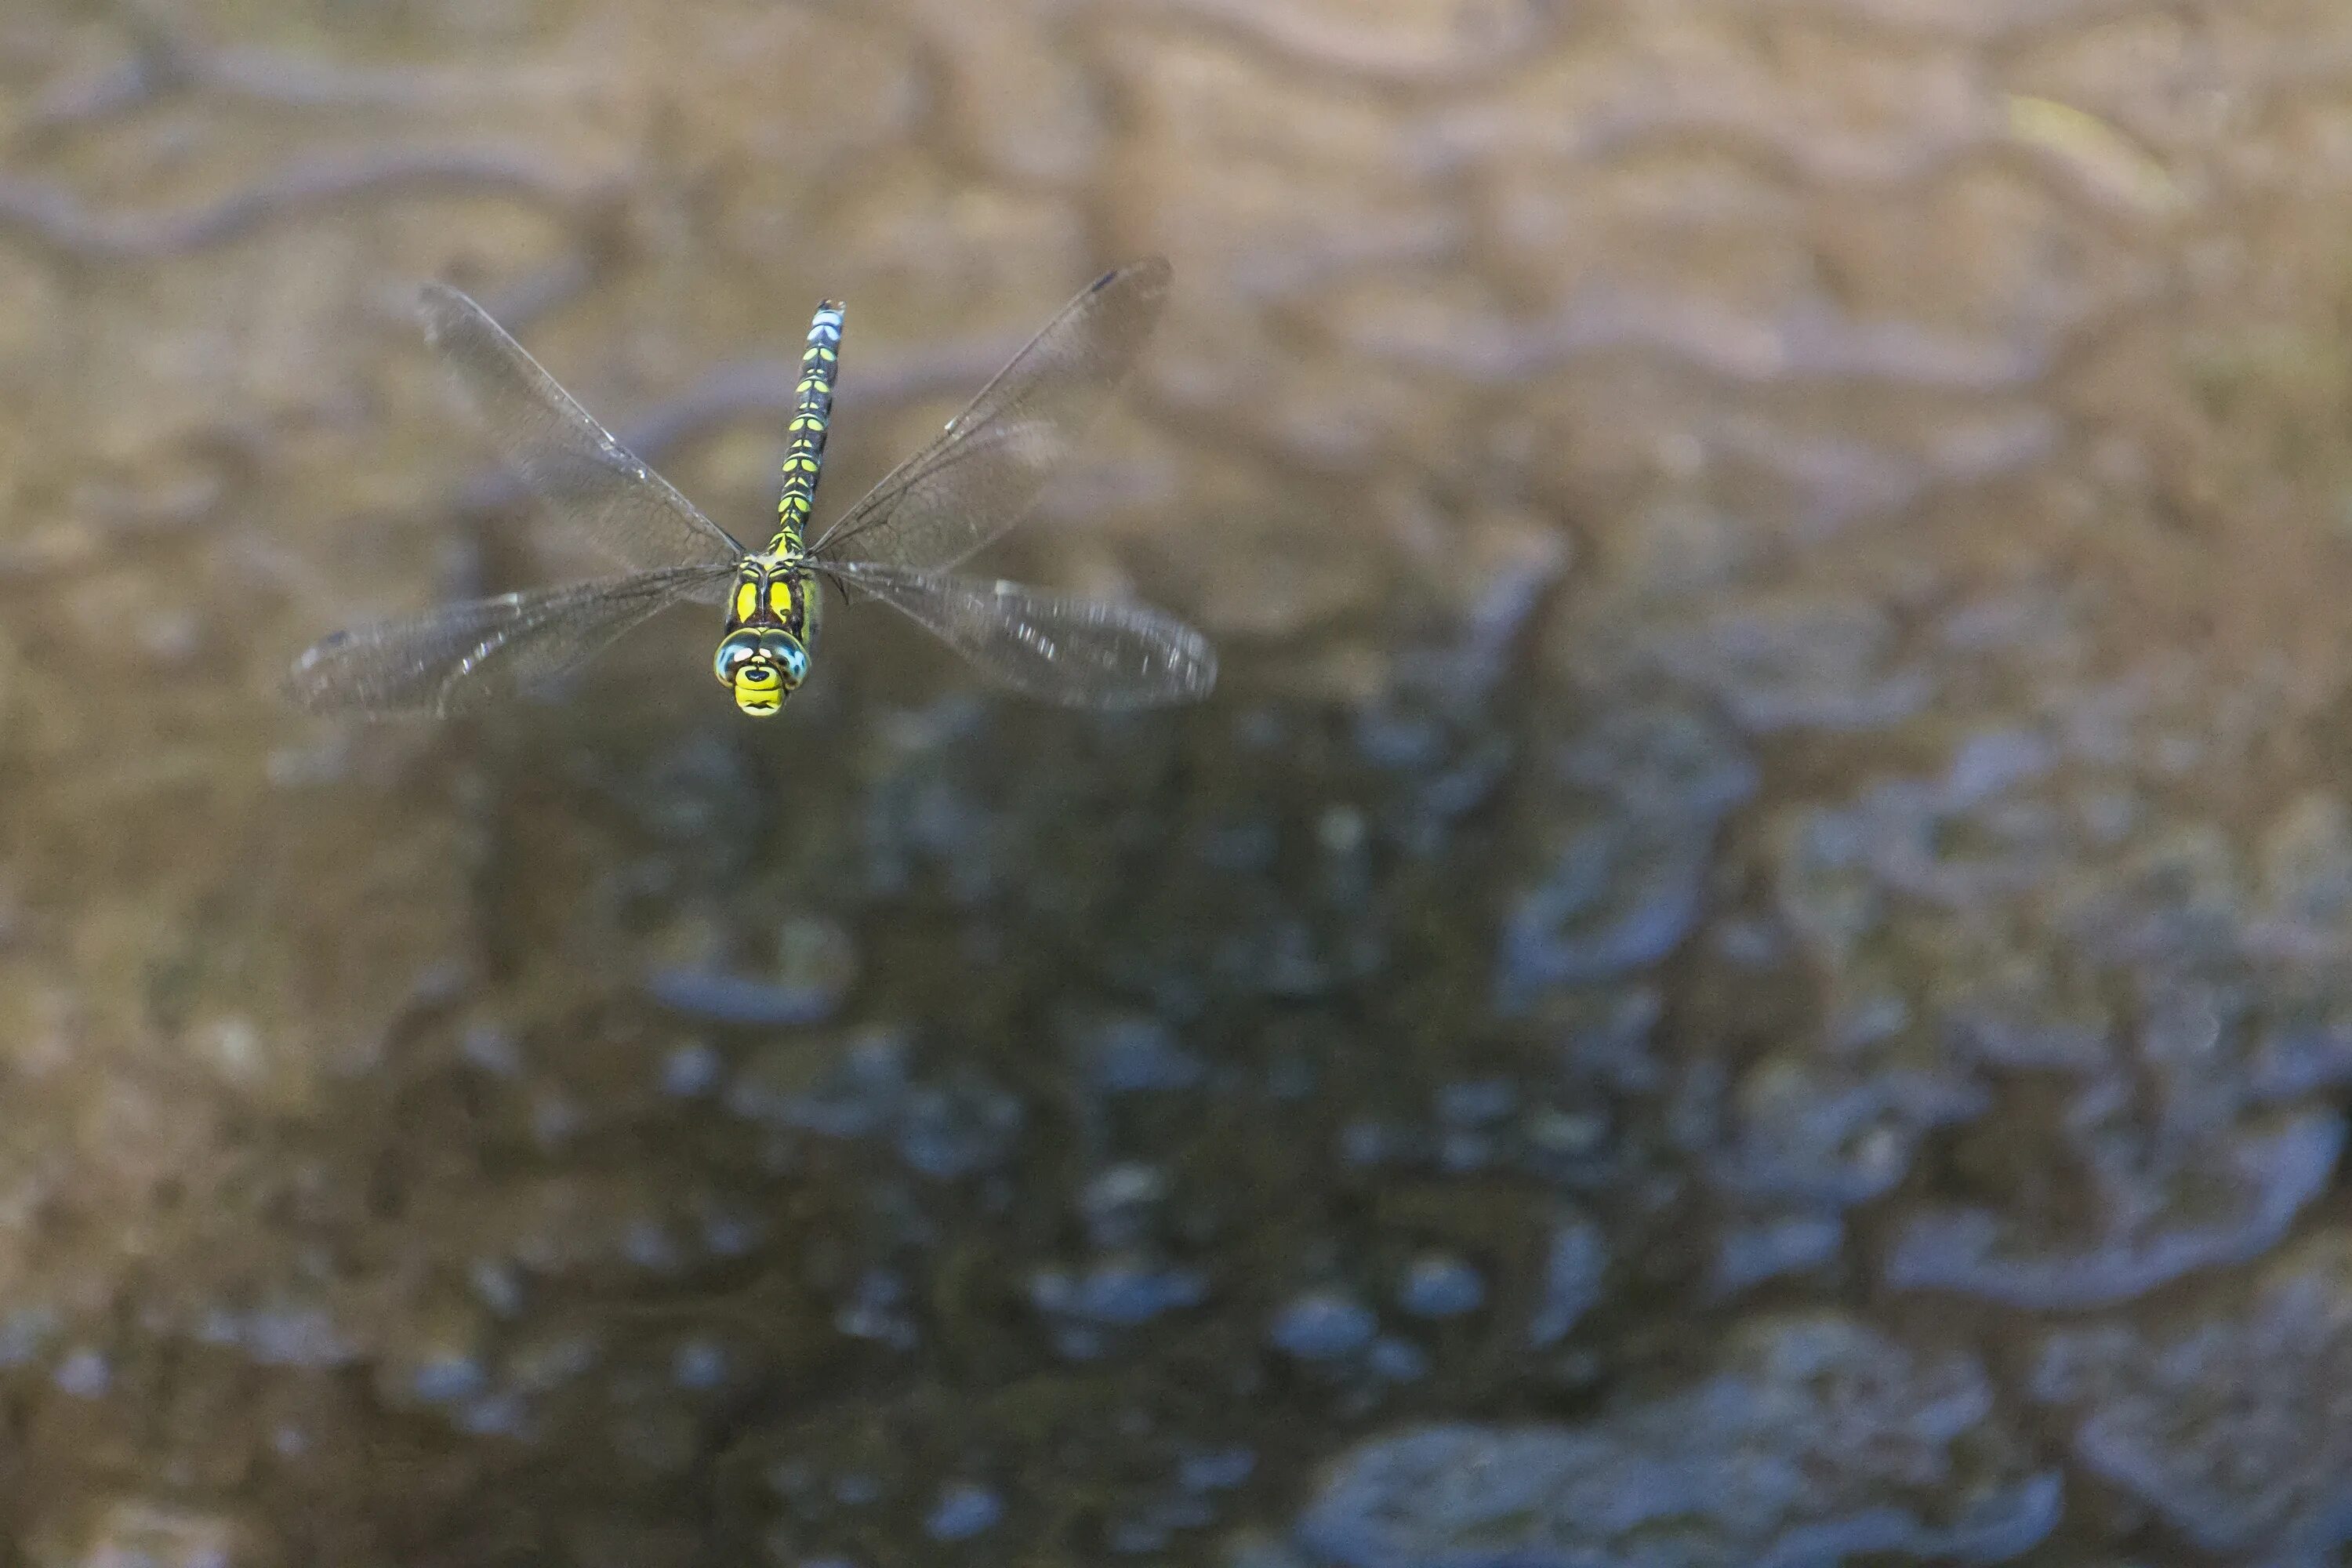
[
  {"left": 757, "top": 630, "right": 809, "bottom": 689},
  {"left": 713, "top": 629, "right": 762, "bottom": 686}
]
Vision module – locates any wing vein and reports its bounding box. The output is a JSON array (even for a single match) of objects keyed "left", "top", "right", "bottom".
[
  {"left": 809, "top": 258, "right": 1171, "bottom": 572},
  {"left": 420, "top": 284, "right": 746, "bottom": 572},
  {"left": 829, "top": 559, "right": 1215, "bottom": 710}
]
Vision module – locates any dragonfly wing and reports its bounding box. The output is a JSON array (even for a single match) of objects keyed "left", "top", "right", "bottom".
[
  {"left": 808, "top": 258, "right": 1171, "bottom": 572},
  {"left": 421, "top": 285, "right": 746, "bottom": 572},
  {"left": 831, "top": 560, "right": 1215, "bottom": 710},
  {"left": 285, "top": 562, "right": 731, "bottom": 719}
]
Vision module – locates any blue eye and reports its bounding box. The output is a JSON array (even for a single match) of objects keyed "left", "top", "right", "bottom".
[
  {"left": 758, "top": 631, "right": 809, "bottom": 687},
  {"left": 713, "top": 630, "right": 760, "bottom": 685}
]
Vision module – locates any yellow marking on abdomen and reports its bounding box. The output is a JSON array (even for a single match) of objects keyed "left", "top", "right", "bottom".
[{"left": 767, "top": 299, "right": 845, "bottom": 555}]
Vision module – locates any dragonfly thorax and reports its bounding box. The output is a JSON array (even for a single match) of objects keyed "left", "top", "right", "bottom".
[{"left": 714, "top": 554, "right": 822, "bottom": 717}]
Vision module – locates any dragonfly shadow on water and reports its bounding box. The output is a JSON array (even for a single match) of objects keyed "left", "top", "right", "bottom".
[{"left": 284, "top": 259, "right": 1218, "bottom": 721}]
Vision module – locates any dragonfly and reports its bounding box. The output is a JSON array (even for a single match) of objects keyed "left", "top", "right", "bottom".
[{"left": 285, "top": 258, "right": 1216, "bottom": 720}]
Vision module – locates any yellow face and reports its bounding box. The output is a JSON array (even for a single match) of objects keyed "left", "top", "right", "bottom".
[{"left": 713, "top": 627, "right": 808, "bottom": 717}]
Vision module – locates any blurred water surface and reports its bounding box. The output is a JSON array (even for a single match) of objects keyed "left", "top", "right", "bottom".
[{"left": 10, "top": 0, "right": 2352, "bottom": 1563}]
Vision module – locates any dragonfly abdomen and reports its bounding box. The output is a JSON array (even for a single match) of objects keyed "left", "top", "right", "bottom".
[{"left": 770, "top": 301, "right": 844, "bottom": 552}]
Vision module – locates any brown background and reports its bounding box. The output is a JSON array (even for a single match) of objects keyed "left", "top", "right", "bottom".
[{"left": 6, "top": 0, "right": 2352, "bottom": 1563}]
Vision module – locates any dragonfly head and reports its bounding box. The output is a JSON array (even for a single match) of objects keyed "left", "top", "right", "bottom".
[{"left": 713, "top": 627, "right": 809, "bottom": 717}]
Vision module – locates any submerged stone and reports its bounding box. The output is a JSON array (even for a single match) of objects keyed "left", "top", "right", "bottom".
[
  {"left": 1030, "top": 1258, "right": 1210, "bottom": 1327},
  {"left": 1396, "top": 1254, "right": 1486, "bottom": 1319},
  {"left": 2033, "top": 1229, "right": 2352, "bottom": 1559},
  {"left": 925, "top": 1483, "right": 1005, "bottom": 1541},
  {"left": 1888, "top": 1111, "right": 2343, "bottom": 1308},
  {"left": 1269, "top": 1292, "right": 1379, "bottom": 1362},
  {"left": 1297, "top": 1315, "right": 2059, "bottom": 1568},
  {"left": 1526, "top": 1217, "right": 1607, "bottom": 1348}
]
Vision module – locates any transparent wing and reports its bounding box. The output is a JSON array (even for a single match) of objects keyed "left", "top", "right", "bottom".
[
  {"left": 808, "top": 258, "right": 1171, "bottom": 572},
  {"left": 285, "top": 562, "right": 732, "bottom": 719},
  {"left": 831, "top": 560, "right": 1215, "bottom": 710},
  {"left": 420, "top": 284, "right": 746, "bottom": 572}
]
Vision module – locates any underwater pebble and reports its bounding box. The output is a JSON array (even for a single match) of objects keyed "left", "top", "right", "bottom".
[
  {"left": 1179, "top": 1447, "right": 1258, "bottom": 1493},
  {"left": 1080, "top": 1163, "right": 1171, "bottom": 1249},
  {"left": 32, "top": 1496, "right": 262, "bottom": 1568},
  {"left": 1562, "top": 986, "right": 1665, "bottom": 1089},
  {"left": 1298, "top": 1314, "right": 2060, "bottom": 1568},
  {"left": 1109, "top": 1494, "right": 1218, "bottom": 1554},
  {"left": 924, "top": 1483, "right": 1005, "bottom": 1541},
  {"left": 1646, "top": 597, "right": 1933, "bottom": 734},
  {"left": 1712, "top": 1212, "right": 1844, "bottom": 1297},
  {"left": 459, "top": 1022, "right": 522, "bottom": 1078},
  {"left": 530, "top": 1094, "right": 581, "bottom": 1148},
  {"left": 1269, "top": 1291, "right": 1378, "bottom": 1361},
  {"left": 53, "top": 1348, "right": 109, "bottom": 1399},
  {"left": 1887, "top": 1110, "right": 2343, "bottom": 1308},
  {"left": 1109, "top": 1515, "right": 1175, "bottom": 1555},
  {"left": 1031, "top": 1259, "right": 1209, "bottom": 1327},
  {"left": 1355, "top": 709, "right": 1447, "bottom": 771},
  {"left": 470, "top": 1260, "right": 524, "bottom": 1319},
  {"left": 1414, "top": 735, "right": 1515, "bottom": 829},
  {"left": 622, "top": 1220, "right": 684, "bottom": 1272},
  {"left": 2248, "top": 1014, "right": 2352, "bottom": 1102},
  {"left": 458, "top": 1392, "right": 528, "bottom": 1438},
  {"left": 729, "top": 1033, "right": 894, "bottom": 1134},
  {"left": 673, "top": 1339, "right": 728, "bottom": 1390},
  {"left": 1944, "top": 728, "right": 2054, "bottom": 807},
  {"left": 726, "top": 1031, "right": 1023, "bottom": 1179},
  {"left": 2261, "top": 791, "right": 2352, "bottom": 932},
  {"left": 1229, "top": 1529, "right": 1314, "bottom": 1568},
  {"left": 0, "top": 1307, "right": 59, "bottom": 1367},
  {"left": 646, "top": 915, "right": 856, "bottom": 1025},
  {"left": 2031, "top": 1228, "right": 2352, "bottom": 1559},
  {"left": 1495, "top": 818, "right": 1717, "bottom": 1008},
  {"left": 1558, "top": 706, "right": 1760, "bottom": 822},
  {"left": 1716, "top": 1058, "right": 1985, "bottom": 1209},
  {"left": 1076, "top": 1014, "right": 1204, "bottom": 1094},
  {"left": 1340, "top": 1121, "right": 1411, "bottom": 1169},
  {"left": 644, "top": 970, "right": 839, "bottom": 1027},
  {"left": 836, "top": 1269, "right": 918, "bottom": 1349},
  {"left": 1367, "top": 1338, "right": 1430, "bottom": 1382},
  {"left": 1319, "top": 804, "right": 1369, "bottom": 855},
  {"left": 1526, "top": 1217, "right": 1607, "bottom": 1348},
  {"left": 194, "top": 1303, "right": 358, "bottom": 1367},
  {"left": 1436, "top": 1078, "right": 1517, "bottom": 1127},
  {"left": 1257, "top": 920, "right": 1336, "bottom": 998},
  {"left": 1521, "top": 1107, "right": 1611, "bottom": 1164},
  {"left": 701, "top": 1207, "right": 764, "bottom": 1258},
  {"left": 409, "top": 1353, "right": 486, "bottom": 1404},
  {"left": 896, "top": 1069, "right": 1025, "bottom": 1179},
  {"left": 1397, "top": 1254, "right": 1486, "bottom": 1319},
  {"left": 1436, "top": 1129, "right": 1494, "bottom": 1174},
  {"left": 504, "top": 1330, "right": 599, "bottom": 1393},
  {"left": 381, "top": 1295, "right": 492, "bottom": 1413},
  {"left": 659, "top": 1041, "right": 724, "bottom": 1098}
]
